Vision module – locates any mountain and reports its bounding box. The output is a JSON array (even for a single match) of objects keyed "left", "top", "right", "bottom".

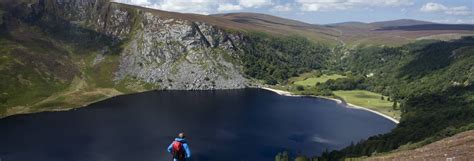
[
  {"left": 0, "top": 0, "right": 251, "bottom": 117},
  {"left": 213, "top": 12, "right": 315, "bottom": 28},
  {"left": 328, "top": 21, "right": 376, "bottom": 29},
  {"left": 212, "top": 12, "right": 340, "bottom": 44},
  {"left": 329, "top": 19, "right": 435, "bottom": 28},
  {"left": 377, "top": 24, "right": 474, "bottom": 31},
  {"left": 370, "top": 19, "right": 435, "bottom": 27},
  {"left": 327, "top": 19, "right": 474, "bottom": 46},
  {"left": 0, "top": 0, "right": 472, "bottom": 118},
  {"left": 215, "top": 14, "right": 474, "bottom": 47},
  {"left": 1, "top": 1, "right": 474, "bottom": 160},
  {"left": 0, "top": 0, "right": 337, "bottom": 117}
]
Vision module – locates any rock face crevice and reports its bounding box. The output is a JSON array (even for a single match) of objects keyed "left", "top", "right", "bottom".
[
  {"left": 192, "top": 22, "right": 211, "bottom": 48},
  {"left": 25, "top": 0, "right": 249, "bottom": 90}
]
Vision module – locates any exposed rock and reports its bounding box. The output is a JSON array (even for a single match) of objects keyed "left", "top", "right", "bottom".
[{"left": 29, "top": 0, "right": 248, "bottom": 90}]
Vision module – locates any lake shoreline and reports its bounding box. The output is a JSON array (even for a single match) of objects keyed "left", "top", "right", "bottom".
[
  {"left": 0, "top": 88, "right": 396, "bottom": 161},
  {"left": 259, "top": 87, "right": 400, "bottom": 124},
  {"left": 2, "top": 87, "right": 399, "bottom": 124}
]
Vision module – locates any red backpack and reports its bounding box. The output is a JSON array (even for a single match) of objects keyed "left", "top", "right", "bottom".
[{"left": 172, "top": 141, "right": 186, "bottom": 160}]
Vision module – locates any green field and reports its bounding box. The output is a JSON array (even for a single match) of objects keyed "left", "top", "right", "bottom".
[
  {"left": 293, "top": 74, "right": 346, "bottom": 86},
  {"left": 333, "top": 90, "right": 401, "bottom": 120}
]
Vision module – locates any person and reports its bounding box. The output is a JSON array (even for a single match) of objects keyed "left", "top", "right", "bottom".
[{"left": 167, "top": 132, "right": 191, "bottom": 161}]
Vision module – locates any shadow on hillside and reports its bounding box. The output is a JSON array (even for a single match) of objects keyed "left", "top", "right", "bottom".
[
  {"left": 2, "top": 0, "right": 126, "bottom": 55},
  {"left": 396, "top": 37, "right": 474, "bottom": 80}
]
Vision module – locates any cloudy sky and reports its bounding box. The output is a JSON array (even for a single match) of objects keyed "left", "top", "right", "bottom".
[{"left": 114, "top": 0, "right": 473, "bottom": 24}]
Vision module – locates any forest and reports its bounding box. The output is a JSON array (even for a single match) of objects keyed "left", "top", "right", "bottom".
[
  {"left": 244, "top": 35, "right": 474, "bottom": 160},
  {"left": 316, "top": 37, "right": 474, "bottom": 160},
  {"left": 239, "top": 33, "right": 331, "bottom": 85}
]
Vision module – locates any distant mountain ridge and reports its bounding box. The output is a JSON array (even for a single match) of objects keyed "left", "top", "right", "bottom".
[
  {"left": 378, "top": 24, "right": 474, "bottom": 31},
  {"left": 212, "top": 12, "right": 340, "bottom": 44},
  {"left": 212, "top": 12, "right": 315, "bottom": 28},
  {"left": 213, "top": 12, "right": 474, "bottom": 46},
  {"left": 329, "top": 19, "right": 435, "bottom": 28},
  {"left": 371, "top": 19, "right": 435, "bottom": 27},
  {"left": 330, "top": 19, "right": 474, "bottom": 31}
]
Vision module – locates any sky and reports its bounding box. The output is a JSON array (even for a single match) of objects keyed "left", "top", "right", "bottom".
[{"left": 114, "top": 0, "right": 474, "bottom": 24}]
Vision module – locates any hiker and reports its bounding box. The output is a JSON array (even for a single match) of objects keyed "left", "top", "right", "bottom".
[{"left": 167, "top": 132, "right": 191, "bottom": 161}]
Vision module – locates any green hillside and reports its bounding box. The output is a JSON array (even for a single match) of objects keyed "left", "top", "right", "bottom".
[
  {"left": 0, "top": 15, "right": 158, "bottom": 116},
  {"left": 0, "top": 0, "right": 334, "bottom": 117},
  {"left": 1, "top": 1, "right": 474, "bottom": 160},
  {"left": 333, "top": 90, "right": 400, "bottom": 120},
  {"left": 294, "top": 74, "right": 346, "bottom": 86},
  {"left": 314, "top": 37, "right": 474, "bottom": 160}
]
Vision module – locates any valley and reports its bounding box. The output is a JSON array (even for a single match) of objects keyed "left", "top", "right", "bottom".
[{"left": 1, "top": 0, "right": 474, "bottom": 160}]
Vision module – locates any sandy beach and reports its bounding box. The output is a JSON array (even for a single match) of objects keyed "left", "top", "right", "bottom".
[{"left": 259, "top": 87, "right": 400, "bottom": 124}]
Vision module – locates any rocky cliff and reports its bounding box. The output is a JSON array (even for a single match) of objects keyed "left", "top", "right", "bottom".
[
  {"left": 0, "top": 0, "right": 252, "bottom": 117},
  {"left": 31, "top": 0, "right": 248, "bottom": 90}
]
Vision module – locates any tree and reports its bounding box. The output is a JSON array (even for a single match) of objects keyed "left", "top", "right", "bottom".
[
  {"left": 381, "top": 96, "right": 385, "bottom": 100},
  {"left": 296, "top": 85, "right": 305, "bottom": 91},
  {"left": 392, "top": 101, "right": 398, "bottom": 110},
  {"left": 266, "top": 79, "right": 278, "bottom": 85}
]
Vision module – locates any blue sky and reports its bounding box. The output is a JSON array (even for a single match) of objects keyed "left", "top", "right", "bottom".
[{"left": 115, "top": 0, "right": 474, "bottom": 24}]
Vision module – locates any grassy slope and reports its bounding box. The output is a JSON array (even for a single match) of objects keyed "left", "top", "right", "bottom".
[
  {"left": 269, "top": 72, "right": 403, "bottom": 120},
  {"left": 0, "top": 27, "right": 73, "bottom": 115},
  {"left": 361, "top": 128, "right": 474, "bottom": 161},
  {"left": 271, "top": 72, "right": 344, "bottom": 92},
  {"left": 1, "top": 33, "right": 93, "bottom": 116},
  {"left": 333, "top": 90, "right": 401, "bottom": 120},
  {"left": 0, "top": 13, "right": 159, "bottom": 117},
  {"left": 294, "top": 74, "right": 347, "bottom": 86}
]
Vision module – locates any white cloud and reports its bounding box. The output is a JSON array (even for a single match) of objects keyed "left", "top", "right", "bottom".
[
  {"left": 296, "top": 0, "right": 413, "bottom": 11},
  {"left": 218, "top": 3, "right": 243, "bottom": 12},
  {"left": 421, "top": 2, "right": 471, "bottom": 16},
  {"left": 434, "top": 18, "right": 474, "bottom": 24},
  {"left": 420, "top": 2, "right": 446, "bottom": 12},
  {"left": 238, "top": 0, "right": 273, "bottom": 8},
  {"left": 272, "top": 3, "right": 293, "bottom": 12}
]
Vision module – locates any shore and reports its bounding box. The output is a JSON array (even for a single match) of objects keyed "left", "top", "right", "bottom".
[{"left": 259, "top": 87, "right": 400, "bottom": 124}]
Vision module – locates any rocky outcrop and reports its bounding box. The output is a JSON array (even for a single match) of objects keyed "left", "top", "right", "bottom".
[
  {"left": 29, "top": 0, "right": 249, "bottom": 90},
  {"left": 115, "top": 13, "right": 246, "bottom": 89}
]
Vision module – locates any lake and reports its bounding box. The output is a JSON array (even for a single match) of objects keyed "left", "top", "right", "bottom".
[{"left": 0, "top": 89, "right": 396, "bottom": 161}]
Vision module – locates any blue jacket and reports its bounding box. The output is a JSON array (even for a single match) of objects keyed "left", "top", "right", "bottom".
[{"left": 167, "top": 138, "right": 191, "bottom": 159}]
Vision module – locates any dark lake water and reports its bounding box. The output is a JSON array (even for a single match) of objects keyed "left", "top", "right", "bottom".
[{"left": 0, "top": 89, "right": 396, "bottom": 161}]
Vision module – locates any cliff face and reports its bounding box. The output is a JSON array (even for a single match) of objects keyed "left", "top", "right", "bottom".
[
  {"left": 0, "top": 0, "right": 251, "bottom": 117},
  {"left": 114, "top": 15, "right": 246, "bottom": 89},
  {"left": 32, "top": 0, "right": 248, "bottom": 90}
]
